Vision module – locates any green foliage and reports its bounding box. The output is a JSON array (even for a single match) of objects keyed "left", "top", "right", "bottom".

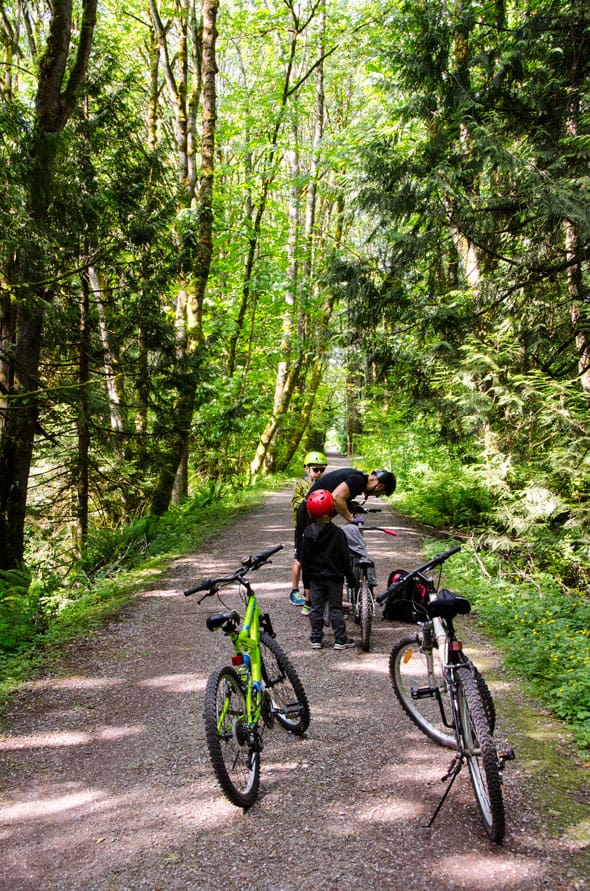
[
  {"left": 0, "top": 569, "right": 45, "bottom": 652},
  {"left": 436, "top": 543, "right": 590, "bottom": 754},
  {"left": 0, "top": 475, "right": 282, "bottom": 702},
  {"left": 352, "top": 399, "right": 493, "bottom": 528}
]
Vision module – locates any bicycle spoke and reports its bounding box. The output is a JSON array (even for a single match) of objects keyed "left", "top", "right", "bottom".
[
  {"left": 260, "top": 631, "right": 310, "bottom": 735},
  {"left": 203, "top": 666, "right": 260, "bottom": 808},
  {"left": 389, "top": 633, "right": 456, "bottom": 748}
]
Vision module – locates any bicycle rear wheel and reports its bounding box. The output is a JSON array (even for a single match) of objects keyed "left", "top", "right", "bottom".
[
  {"left": 347, "top": 582, "right": 360, "bottom": 624},
  {"left": 456, "top": 666, "right": 505, "bottom": 843},
  {"left": 260, "top": 631, "right": 310, "bottom": 735},
  {"left": 203, "top": 665, "right": 260, "bottom": 808},
  {"left": 389, "top": 633, "right": 456, "bottom": 748},
  {"left": 359, "top": 580, "right": 372, "bottom": 652}
]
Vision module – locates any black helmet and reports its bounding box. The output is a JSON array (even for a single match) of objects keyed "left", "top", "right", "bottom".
[{"left": 372, "top": 469, "right": 396, "bottom": 496}]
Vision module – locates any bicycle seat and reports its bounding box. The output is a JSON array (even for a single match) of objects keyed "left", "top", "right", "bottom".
[
  {"left": 206, "top": 610, "right": 241, "bottom": 632},
  {"left": 357, "top": 558, "right": 374, "bottom": 569},
  {"left": 427, "top": 588, "right": 471, "bottom": 619}
]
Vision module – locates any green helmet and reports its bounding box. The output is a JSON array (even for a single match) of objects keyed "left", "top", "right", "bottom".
[{"left": 304, "top": 450, "right": 327, "bottom": 467}]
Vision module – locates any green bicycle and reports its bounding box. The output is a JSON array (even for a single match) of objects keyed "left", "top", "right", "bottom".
[{"left": 184, "top": 544, "right": 310, "bottom": 808}]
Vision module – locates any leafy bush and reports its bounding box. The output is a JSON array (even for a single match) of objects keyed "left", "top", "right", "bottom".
[
  {"left": 354, "top": 404, "right": 493, "bottom": 528},
  {"left": 438, "top": 544, "right": 590, "bottom": 754},
  {"left": 0, "top": 568, "right": 61, "bottom": 653}
]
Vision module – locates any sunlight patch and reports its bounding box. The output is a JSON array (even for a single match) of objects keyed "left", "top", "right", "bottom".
[
  {"left": 24, "top": 675, "right": 125, "bottom": 691},
  {"left": 0, "top": 788, "right": 104, "bottom": 823},
  {"left": 0, "top": 724, "right": 144, "bottom": 751},
  {"left": 336, "top": 658, "right": 389, "bottom": 675},
  {"left": 138, "top": 673, "right": 205, "bottom": 692},
  {"left": 432, "top": 854, "right": 545, "bottom": 887},
  {"left": 142, "top": 588, "right": 180, "bottom": 599},
  {"left": 325, "top": 795, "right": 424, "bottom": 826}
]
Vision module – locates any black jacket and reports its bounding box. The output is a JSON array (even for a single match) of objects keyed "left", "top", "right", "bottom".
[{"left": 301, "top": 521, "right": 355, "bottom": 589}]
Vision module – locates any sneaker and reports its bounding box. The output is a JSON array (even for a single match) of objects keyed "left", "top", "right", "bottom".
[
  {"left": 289, "top": 589, "right": 306, "bottom": 606},
  {"left": 334, "top": 638, "right": 355, "bottom": 650},
  {"left": 310, "top": 639, "right": 322, "bottom": 649},
  {"left": 301, "top": 603, "right": 311, "bottom": 616}
]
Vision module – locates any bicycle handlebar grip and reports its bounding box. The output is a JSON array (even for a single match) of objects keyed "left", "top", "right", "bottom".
[
  {"left": 251, "top": 543, "right": 283, "bottom": 566},
  {"left": 184, "top": 579, "right": 215, "bottom": 596},
  {"left": 434, "top": 545, "right": 461, "bottom": 564}
]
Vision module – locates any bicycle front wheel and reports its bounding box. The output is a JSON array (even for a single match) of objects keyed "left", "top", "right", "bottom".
[
  {"left": 260, "top": 631, "right": 310, "bottom": 735},
  {"left": 203, "top": 665, "right": 260, "bottom": 808},
  {"left": 389, "top": 634, "right": 456, "bottom": 748},
  {"left": 359, "top": 580, "right": 372, "bottom": 652},
  {"left": 456, "top": 666, "right": 505, "bottom": 843}
]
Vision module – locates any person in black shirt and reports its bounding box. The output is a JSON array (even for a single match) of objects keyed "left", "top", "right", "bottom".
[
  {"left": 294, "top": 467, "right": 396, "bottom": 614},
  {"left": 301, "top": 488, "right": 357, "bottom": 650}
]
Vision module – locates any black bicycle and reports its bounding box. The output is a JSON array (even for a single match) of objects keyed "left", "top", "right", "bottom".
[
  {"left": 344, "top": 504, "right": 398, "bottom": 652},
  {"left": 379, "top": 545, "right": 513, "bottom": 843}
]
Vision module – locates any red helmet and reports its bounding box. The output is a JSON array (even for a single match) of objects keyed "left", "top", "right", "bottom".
[{"left": 306, "top": 489, "right": 336, "bottom": 519}]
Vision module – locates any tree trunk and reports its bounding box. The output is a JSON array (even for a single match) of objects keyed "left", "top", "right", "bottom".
[
  {"left": 77, "top": 269, "right": 91, "bottom": 546},
  {"left": 250, "top": 3, "right": 328, "bottom": 475},
  {"left": 0, "top": 0, "right": 97, "bottom": 570},
  {"left": 150, "top": 0, "right": 218, "bottom": 513}
]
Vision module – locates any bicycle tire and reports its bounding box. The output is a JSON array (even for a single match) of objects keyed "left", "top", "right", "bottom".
[
  {"left": 389, "top": 634, "right": 456, "bottom": 748},
  {"left": 456, "top": 666, "right": 505, "bottom": 842},
  {"left": 359, "top": 580, "right": 372, "bottom": 652},
  {"left": 473, "top": 666, "right": 496, "bottom": 733},
  {"left": 203, "top": 665, "right": 260, "bottom": 808},
  {"left": 347, "top": 582, "right": 360, "bottom": 625},
  {"left": 260, "top": 631, "right": 310, "bottom": 735},
  {"left": 454, "top": 652, "right": 496, "bottom": 734}
]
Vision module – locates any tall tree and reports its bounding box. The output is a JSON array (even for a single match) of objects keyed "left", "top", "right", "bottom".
[
  {"left": 149, "top": 0, "right": 219, "bottom": 513},
  {"left": 0, "top": 0, "right": 97, "bottom": 569}
]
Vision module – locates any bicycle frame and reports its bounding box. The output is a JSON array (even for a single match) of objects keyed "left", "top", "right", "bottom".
[{"left": 231, "top": 588, "right": 264, "bottom": 727}]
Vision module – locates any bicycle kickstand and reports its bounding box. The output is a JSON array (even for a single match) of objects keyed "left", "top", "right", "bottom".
[{"left": 424, "top": 754, "right": 464, "bottom": 829}]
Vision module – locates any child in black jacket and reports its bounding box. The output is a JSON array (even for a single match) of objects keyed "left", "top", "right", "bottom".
[{"left": 301, "top": 489, "right": 357, "bottom": 650}]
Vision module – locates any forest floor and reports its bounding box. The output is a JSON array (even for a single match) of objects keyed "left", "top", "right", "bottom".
[{"left": 1, "top": 455, "right": 589, "bottom": 890}]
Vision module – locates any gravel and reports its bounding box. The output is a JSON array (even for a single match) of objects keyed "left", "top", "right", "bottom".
[{"left": 1, "top": 461, "right": 589, "bottom": 890}]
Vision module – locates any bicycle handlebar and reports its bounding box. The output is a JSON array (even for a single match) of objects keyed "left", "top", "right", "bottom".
[
  {"left": 350, "top": 502, "right": 382, "bottom": 515},
  {"left": 376, "top": 545, "right": 461, "bottom": 604},
  {"left": 184, "top": 544, "right": 283, "bottom": 597},
  {"left": 362, "top": 526, "right": 398, "bottom": 535}
]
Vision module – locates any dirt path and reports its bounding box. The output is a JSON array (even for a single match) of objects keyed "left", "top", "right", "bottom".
[{"left": 1, "top": 460, "right": 588, "bottom": 890}]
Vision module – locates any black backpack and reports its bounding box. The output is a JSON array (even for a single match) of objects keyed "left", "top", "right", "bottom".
[{"left": 381, "top": 569, "right": 432, "bottom": 623}]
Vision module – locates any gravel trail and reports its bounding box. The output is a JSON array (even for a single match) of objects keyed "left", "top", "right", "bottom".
[{"left": 1, "top": 458, "right": 588, "bottom": 890}]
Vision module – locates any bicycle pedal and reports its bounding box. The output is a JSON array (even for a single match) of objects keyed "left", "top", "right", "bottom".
[
  {"left": 411, "top": 684, "right": 436, "bottom": 700},
  {"left": 497, "top": 747, "right": 515, "bottom": 766}
]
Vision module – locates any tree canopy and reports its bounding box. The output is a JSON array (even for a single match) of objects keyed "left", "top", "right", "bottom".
[{"left": 0, "top": 0, "right": 588, "bottom": 591}]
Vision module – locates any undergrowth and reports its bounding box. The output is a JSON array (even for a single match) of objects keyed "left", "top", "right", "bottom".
[
  {"left": 422, "top": 539, "right": 590, "bottom": 756},
  {"left": 0, "top": 476, "right": 285, "bottom": 705},
  {"left": 351, "top": 421, "right": 590, "bottom": 757}
]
